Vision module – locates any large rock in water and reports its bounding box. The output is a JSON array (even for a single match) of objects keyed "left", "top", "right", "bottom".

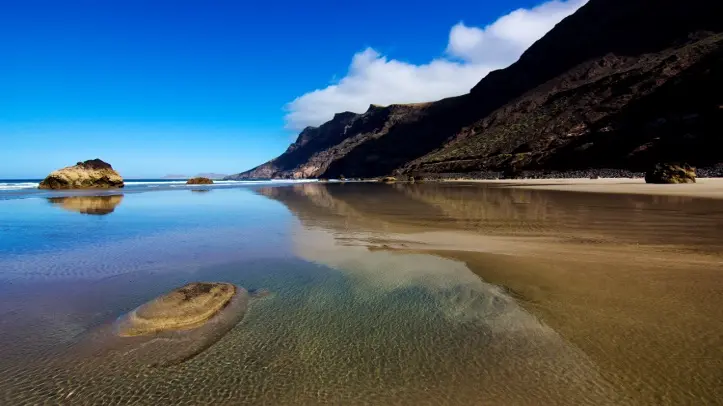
[
  {"left": 645, "top": 163, "right": 696, "bottom": 184},
  {"left": 186, "top": 177, "right": 214, "bottom": 185},
  {"left": 38, "top": 159, "right": 124, "bottom": 189},
  {"left": 71, "top": 282, "right": 269, "bottom": 367}
]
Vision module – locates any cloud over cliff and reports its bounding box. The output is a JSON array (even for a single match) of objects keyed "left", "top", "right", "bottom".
[{"left": 284, "top": 0, "right": 587, "bottom": 130}]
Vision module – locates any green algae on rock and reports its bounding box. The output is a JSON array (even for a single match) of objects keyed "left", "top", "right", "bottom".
[
  {"left": 38, "top": 159, "right": 124, "bottom": 189},
  {"left": 645, "top": 163, "right": 696, "bottom": 184}
]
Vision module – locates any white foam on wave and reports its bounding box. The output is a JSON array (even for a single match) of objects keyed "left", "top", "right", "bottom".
[
  {"left": 126, "top": 179, "right": 317, "bottom": 187},
  {"left": 146, "top": 180, "right": 320, "bottom": 188},
  {"left": 0, "top": 179, "right": 318, "bottom": 194},
  {"left": 0, "top": 182, "right": 39, "bottom": 190},
  {"left": 124, "top": 181, "right": 188, "bottom": 186}
]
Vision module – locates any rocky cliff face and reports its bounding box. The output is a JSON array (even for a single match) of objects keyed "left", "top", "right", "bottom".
[
  {"left": 227, "top": 0, "right": 723, "bottom": 180},
  {"left": 226, "top": 104, "right": 438, "bottom": 179}
]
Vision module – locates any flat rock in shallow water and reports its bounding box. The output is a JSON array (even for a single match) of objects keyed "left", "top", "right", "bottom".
[
  {"left": 116, "top": 282, "right": 237, "bottom": 336},
  {"left": 72, "top": 282, "right": 259, "bottom": 367}
]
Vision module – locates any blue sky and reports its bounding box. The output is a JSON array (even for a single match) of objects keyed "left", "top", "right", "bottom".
[{"left": 1, "top": 0, "right": 584, "bottom": 178}]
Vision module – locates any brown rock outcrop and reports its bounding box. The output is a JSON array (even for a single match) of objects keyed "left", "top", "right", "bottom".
[
  {"left": 186, "top": 177, "right": 214, "bottom": 185},
  {"left": 645, "top": 163, "right": 696, "bottom": 184},
  {"left": 39, "top": 159, "right": 124, "bottom": 189}
]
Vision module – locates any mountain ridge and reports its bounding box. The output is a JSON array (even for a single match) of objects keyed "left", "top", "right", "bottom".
[{"left": 226, "top": 0, "right": 723, "bottom": 180}]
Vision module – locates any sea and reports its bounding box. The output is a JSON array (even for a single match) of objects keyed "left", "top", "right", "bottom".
[
  {"left": 0, "top": 178, "right": 318, "bottom": 199},
  {"left": 0, "top": 180, "right": 721, "bottom": 405}
]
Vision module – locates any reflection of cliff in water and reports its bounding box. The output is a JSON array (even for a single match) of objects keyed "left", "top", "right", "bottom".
[
  {"left": 258, "top": 184, "right": 621, "bottom": 403},
  {"left": 258, "top": 182, "right": 723, "bottom": 405},
  {"left": 257, "top": 183, "right": 442, "bottom": 233},
  {"left": 258, "top": 182, "right": 723, "bottom": 252},
  {"left": 47, "top": 195, "right": 124, "bottom": 215}
]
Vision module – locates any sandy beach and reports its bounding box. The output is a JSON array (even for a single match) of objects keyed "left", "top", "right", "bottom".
[
  {"left": 445, "top": 177, "right": 723, "bottom": 199},
  {"left": 260, "top": 182, "right": 723, "bottom": 405},
  {"left": 2, "top": 182, "right": 722, "bottom": 405}
]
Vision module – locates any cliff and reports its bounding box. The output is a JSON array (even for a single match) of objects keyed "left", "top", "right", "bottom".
[
  {"left": 226, "top": 104, "right": 438, "bottom": 179},
  {"left": 227, "top": 0, "right": 723, "bottom": 180}
]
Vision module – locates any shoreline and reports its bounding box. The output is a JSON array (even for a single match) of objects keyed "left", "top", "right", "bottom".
[
  {"left": 442, "top": 177, "right": 723, "bottom": 199},
  {"left": 4, "top": 176, "right": 723, "bottom": 201},
  {"left": 0, "top": 179, "right": 319, "bottom": 201}
]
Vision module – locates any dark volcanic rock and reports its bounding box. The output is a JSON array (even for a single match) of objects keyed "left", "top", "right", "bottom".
[
  {"left": 645, "top": 163, "right": 697, "bottom": 184},
  {"left": 227, "top": 0, "right": 723, "bottom": 179},
  {"left": 225, "top": 104, "right": 440, "bottom": 179},
  {"left": 76, "top": 159, "right": 113, "bottom": 170},
  {"left": 186, "top": 177, "right": 214, "bottom": 185},
  {"left": 39, "top": 159, "right": 124, "bottom": 189}
]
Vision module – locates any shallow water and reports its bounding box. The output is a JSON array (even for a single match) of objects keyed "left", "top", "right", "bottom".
[
  {"left": 0, "top": 184, "right": 721, "bottom": 405},
  {"left": 0, "top": 178, "right": 317, "bottom": 197}
]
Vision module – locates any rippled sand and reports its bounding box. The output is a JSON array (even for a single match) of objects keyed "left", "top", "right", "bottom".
[
  {"left": 0, "top": 258, "right": 621, "bottom": 405},
  {"left": 1, "top": 184, "right": 721, "bottom": 405},
  {"left": 259, "top": 182, "right": 723, "bottom": 405}
]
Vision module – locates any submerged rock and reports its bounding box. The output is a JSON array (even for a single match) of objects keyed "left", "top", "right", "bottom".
[
  {"left": 186, "top": 177, "right": 214, "bottom": 185},
  {"left": 73, "top": 282, "right": 269, "bottom": 367},
  {"left": 115, "top": 282, "right": 237, "bottom": 337},
  {"left": 39, "top": 159, "right": 124, "bottom": 189},
  {"left": 645, "top": 163, "right": 696, "bottom": 184}
]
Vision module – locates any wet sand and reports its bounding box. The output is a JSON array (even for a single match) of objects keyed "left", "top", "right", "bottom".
[
  {"left": 260, "top": 182, "right": 723, "bottom": 405},
  {"left": 438, "top": 249, "right": 723, "bottom": 406},
  {"left": 1, "top": 184, "right": 722, "bottom": 405},
  {"left": 447, "top": 177, "right": 723, "bottom": 199}
]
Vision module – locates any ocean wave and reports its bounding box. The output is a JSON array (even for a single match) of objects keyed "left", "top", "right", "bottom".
[
  {"left": 0, "top": 182, "right": 39, "bottom": 190},
  {"left": 0, "top": 179, "right": 318, "bottom": 194},
  {"left": 124, "top": 181, "right": 188, "bottom": 185},
  {"left": 126, "top": 179, "right": 318, "bottom": 187}
]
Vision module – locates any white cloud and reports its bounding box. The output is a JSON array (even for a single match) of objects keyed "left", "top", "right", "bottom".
[
  {"left": 447, "top": 0, "right": 588, "bottom": 64},
  {"left": 284, "top": 0, "right": 587, "bottom": 130},
  {"left": 283, "top": 50, "right": 491, "bottom": 130}
]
